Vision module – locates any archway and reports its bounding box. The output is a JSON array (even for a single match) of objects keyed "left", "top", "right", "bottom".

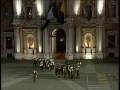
[
  {"left": 52, "top": 28, "right": 66, "bottom": 59},
  {"left": 24, "top": 34, "right": 37, "bottom": 54},
  {"left": 82, "top": 32, "right": 96, "bottom": 59}
]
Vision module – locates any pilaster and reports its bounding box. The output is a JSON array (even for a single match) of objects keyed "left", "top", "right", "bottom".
[
  {"left": 75, "top": 23, "right": 81, "bottom": 59},
  {"left": 14, "top": 26, "right": 23, "bottom": 59},
  {"left": 44, "top": 28, "right": 50, "bottom": 59},
  {"left": 65, "top": 17, "right": 74, "bottom": 60}
]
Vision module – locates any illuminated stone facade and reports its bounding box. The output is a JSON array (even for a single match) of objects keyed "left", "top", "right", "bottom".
[{"left": 1, "top": 0, "right": 119, "bottom": 60}]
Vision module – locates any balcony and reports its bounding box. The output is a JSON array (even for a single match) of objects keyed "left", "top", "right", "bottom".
[{"left": 13, "top": 17, "right": 45, "bottom": 26}]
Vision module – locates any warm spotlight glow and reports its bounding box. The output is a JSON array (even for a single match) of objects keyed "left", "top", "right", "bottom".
[
  {"left": 98, "top": 38, "right": 102, "bottom": 52},
  {"left": 97, "top": 0, "right": 104, "bottom": 15},
  {"left": 36, "top": 0, "right": 43, "bottom": 16},
  {"left": 15, "top": 0, "right": 22, "bottom": 16},
  {"left": 27, "top": 42, "right": 34, "bottom": 49},
  {"left": 31, "top": 43, "right": 35, "bottom": 49},
  {"left": 84, "top": 33, "right": 92, "bottom": 48},
  {"left": 74, "top": 0, "right": 80, "bottom": 15},
  {"left": 85, "top": 53, "right": 93, "bottom": 59},
  {"left": 39, "top": 46, "right": 42, "bottom": 53},
  {"left": 76, "top": 45, "right": 79, "bottom": 52},
  {"left": 27, "top": 42, "right": 29, "bottom": 48},
  {"left": 17, "top": 47, "right": 20, "bottom": 53},
  {"left": 16, "top": 39, "right": 20, "bottom": 52}
]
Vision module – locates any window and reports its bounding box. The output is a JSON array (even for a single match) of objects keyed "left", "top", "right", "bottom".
[
  {"left": 111, "top": 5, "right": 116, "bottom": 17},
  {"left": 84, "top": 5, "right": 92, "bottom": 20},
  {"left": 108, "top": 35, "right": 115, "bottom": 48},
  {"left": 6, "top": 37, "right": 13, "bottom": 49},
  {"left": 111, "top": 0, "right": 116, "bottom": 17},
  {"left": 26, "top": 7, "right": 32, "bottom": 19},
  {"left": 109, "top": 53, "right": 115, "bottom": 57},
  {"left": 105, "top": 0, "right": 109, "bottom": 17},
  {"left": 7, "top": 53, "right": 12, "bottom": 58}
]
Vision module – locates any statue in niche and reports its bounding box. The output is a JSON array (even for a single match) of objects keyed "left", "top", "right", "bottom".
[
  {"left": 84, "top": 33, "right": 92, "bottom": 48},
  {"left": 27, "top": 37, "right": 34, "bottom": 49},
  {"left": 86, "top": 36, "right": 91, "bottom": 48}
]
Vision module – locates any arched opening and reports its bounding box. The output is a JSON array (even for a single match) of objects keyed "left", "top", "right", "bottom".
[
  {"left": 82, "top": 32, "right": 96, "bottom": 59},
  {"left": 84, "top": 33, "right": 92, "bottom": 48},
  {"left": 52, "top": 28, "right": 66, "bottom": 59},
  {"left": 24, "top": 34, "right": 37, "bottom": 54}
]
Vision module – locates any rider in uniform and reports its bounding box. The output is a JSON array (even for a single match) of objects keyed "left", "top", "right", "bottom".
[
  {"left": 63, "top": 65, "right": 67, "bottom": 78},
  {"left": 70, "top": 65, "right": 74, "bottom": 79}
]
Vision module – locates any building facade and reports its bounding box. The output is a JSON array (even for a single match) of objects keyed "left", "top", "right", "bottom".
[
  {"left": 1, "top": 0, "right": 14, "bottom": 59},
  {"left": 1, "top": 0, "right": 119, "bottom": 60}
]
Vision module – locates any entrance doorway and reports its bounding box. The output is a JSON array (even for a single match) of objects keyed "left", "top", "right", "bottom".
[{"left": 52, "top": 28, "right": 66, "bottom": 59}]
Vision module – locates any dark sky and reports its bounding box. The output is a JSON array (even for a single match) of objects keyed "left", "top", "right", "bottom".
[
  {"left": 1, "top": 0, "right": 14, "bottom": 31},
  {"left": 1, "top": 0, "right": 13, "bottom": 21}
]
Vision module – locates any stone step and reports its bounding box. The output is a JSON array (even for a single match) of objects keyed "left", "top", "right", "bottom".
[{"left": 88, "top": 84, "right": 110, "bottom": 90}]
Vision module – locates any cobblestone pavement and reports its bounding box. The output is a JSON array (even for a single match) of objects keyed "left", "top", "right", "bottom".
[{"left": 1, "top": 60, "right": 119, "bottom": 90}]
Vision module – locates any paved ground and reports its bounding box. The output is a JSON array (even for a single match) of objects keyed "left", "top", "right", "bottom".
[{"left": 1, "top": 60, "right": 119, "bottom": 90}]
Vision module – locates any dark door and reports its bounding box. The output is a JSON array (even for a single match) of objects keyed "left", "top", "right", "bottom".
[{"left": 56, "top": 29, "right": 66, "bottom": 59}]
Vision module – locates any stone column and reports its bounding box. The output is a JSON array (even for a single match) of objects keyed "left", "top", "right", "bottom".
[
  {"left": 52, "top": 37, "right": 56, "bottom": 53},
  {"left": 65, "top": 24, "right": 69, "bottom": 59},
  {"left": 48, "top": 31, "right": 52, "bottom": 58},
  {"left": 44, "top": 28, "right": 49, "bottom": 59},
  {"left": 14, "top": 26, "right": 22, "bottom": 59},
  {"left": 75, "top": 25, "right": 81, "bottom": 59},
  {"left": 66, "top": 18, "right": 74, "bottom": 60},
  {"left": 96, "top": 0, "right": 105, "bottom": 59},
  {"left": 115, "top": 31, "right": 119, "bottom": 57},
  {"left": 37, "top": 27, "right": 43, "bottom": 57},
  {"left": 20, "top": 27, "right": 23, "bottom": 53},
  {"left": 96, "top": 21, "right": 103, "bottom": 59},
  {"left": 102, "top": 24, "right": 105, "bottom": 58}
]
